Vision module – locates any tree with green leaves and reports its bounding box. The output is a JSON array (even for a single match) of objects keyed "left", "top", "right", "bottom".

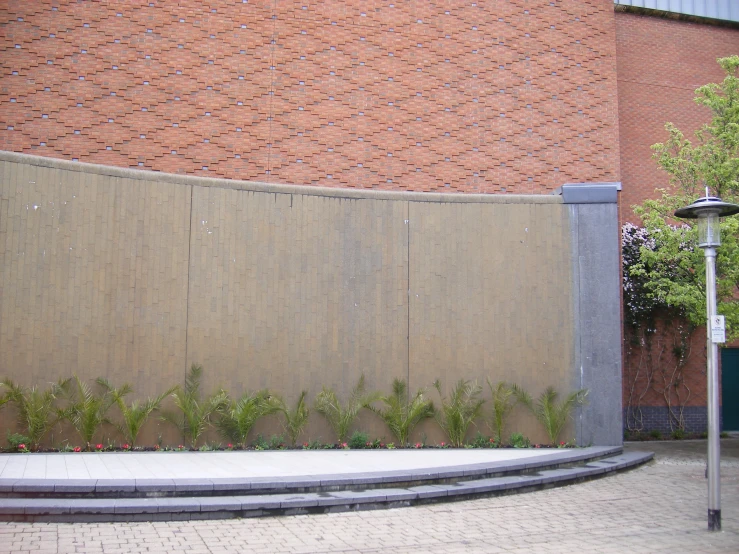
[
  {"left": 370, "top": 378, "right": 434, "bottom": 446},
  {"left": 627, "top": 56, "right": 739, "bottom": 340}
]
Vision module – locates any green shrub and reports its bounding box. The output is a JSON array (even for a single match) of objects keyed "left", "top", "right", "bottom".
[
  {"left": 7, "top": 432, "right": 30, "bottom": 450},
  {"left": 98, "top": 379, "right": 174, "bottom": 448},
  {"left": 277, "top": 391, "right": 310, "bottom": 446},
  {"left": 433, "top": 379, "right": 484, "bottom": 448},
  {"left": 487, "top": 380, "right": 518, "bottom": 444},
  {"left": 649, "top": 429, "right": 662, "bottom": 440},
  {"left": 215, "top": 389, "right": 281, "bottom": 449},
  {"left": 57, "top": 376, "right": 118, "bottom": 451},
  {"left": 469, "top": 431, "right": 495, "bottom": 449},
  {"left": 161, "top": 365, "right": 227, "bottom": 449},
  {"left": 314, "top": 375, "right": 380, "bottom": 443},
  {"left": 513, "top": 385, "right": 588, "bottom": 446},
  {"left": 252, "top": 434, "right": 268, "bottom": 450},
  {"left": 268, "top": 434, "right": 286, "bottom": 449},
  {"left": 371, "top": 378, "right": 434, "bottom": 447},
  {"left": 671, "top": 428, "right": 686, "bottom": 440},
  {"left": 348, "top": 430, "right": 370, "bottom": 449},
  {"left": 509, "top": 432, "right": 531, "bottom": 448},
  {"left": 2, "top": 378, "right": 68, "bottom": 451}
]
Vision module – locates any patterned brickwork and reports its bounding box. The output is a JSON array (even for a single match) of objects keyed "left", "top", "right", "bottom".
[{"left": 0, "top": 0, "right": 620, "bottom": 193}]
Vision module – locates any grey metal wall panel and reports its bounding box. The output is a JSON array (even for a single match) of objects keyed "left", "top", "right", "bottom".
[{"left": 615, "top": 0, "right": 739, "bottom": 22}]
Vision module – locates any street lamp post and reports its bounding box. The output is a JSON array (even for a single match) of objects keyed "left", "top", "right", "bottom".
[{"left": 674, "top": 194, "right": 739, "bottom": 531}]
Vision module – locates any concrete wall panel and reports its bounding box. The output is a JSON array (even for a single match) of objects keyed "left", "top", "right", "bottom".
[
  {"left": 0, "top": 152, "right": 621, "bottom": 446},
  {"left": 0, "top": 159, "right": 191, "bottom": 397}
]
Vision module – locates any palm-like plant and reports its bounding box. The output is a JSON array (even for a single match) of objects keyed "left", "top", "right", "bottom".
[
  {"left": 0, "top": 383, "right": 8, "bottom": 412},
  {"left": 486, "top": 379, "right": 518, "bottom": 444},
  {"left": 162, "top": 364, "right": 227, "bottom": 448},
  {"left": 216, "top": 389, "right": 282, "bottom": 448},
  {"left": 512, "top": 385, "right": 588, "bottom": 445},
  {"left": 98, "top": 378, "right": 172, "bottom": 447},
  {"left": 371, "top": 378, "right": 434, "bottom": 446},
  {"left": 57, "top": 376, "right": 118, "bottom": 450},
  {"left": 433, "top": 379, "right": 484, "bottom": 447},
  {"left": 277, "top": 391, "right": 310, "bottom": 446},
  {"left": 2, "top": 378, "right": 68, "bottom": 451},
  {"left": 314, "top": 375, "right": 381, "bottom": 443}
]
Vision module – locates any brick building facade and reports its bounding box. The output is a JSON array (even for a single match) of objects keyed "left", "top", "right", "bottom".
[
  {"left": 1, "top": 1, "right": 737, "bottom": 434},
  {"left": 615, "top": 8, "right": 739, "bottom": 434},
  {"left": 0, "top": 0, "right": 621, "bottom": 193}
]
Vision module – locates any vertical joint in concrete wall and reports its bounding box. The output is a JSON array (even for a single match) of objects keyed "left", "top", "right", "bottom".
[{"left": 556, "top": 182, "right": 623, "bottom": 446}]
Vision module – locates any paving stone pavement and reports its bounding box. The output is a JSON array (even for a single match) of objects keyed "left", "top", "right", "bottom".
[{"left": 0, "top": 439, "right": 737, "bottom": 554}]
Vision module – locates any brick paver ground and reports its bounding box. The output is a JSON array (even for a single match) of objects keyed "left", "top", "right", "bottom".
[{"left": 1, "top": 439, "right": 737, "bottom": 553}]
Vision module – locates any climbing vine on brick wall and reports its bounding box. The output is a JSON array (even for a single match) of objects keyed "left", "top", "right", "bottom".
[
  {"left": 623, "top": 56, "right": 739, "bottom": 433},
  {"left": 622, "top": 222, "right": 697, "bottom": 433}
]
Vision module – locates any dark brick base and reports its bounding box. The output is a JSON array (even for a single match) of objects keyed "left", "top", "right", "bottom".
[{"left": 623, "top": 406, "right": 723, "bottom": 434}]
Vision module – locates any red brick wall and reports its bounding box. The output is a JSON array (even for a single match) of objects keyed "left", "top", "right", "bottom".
[
  {"left": 616, "top": 12, "right": 738, "bottom": 427},
  {"left": 615, "top": 12, "right": 739, "bottom": 220},
  {"left": 0, "top": 0, "right": 620, "bottom": 193}
]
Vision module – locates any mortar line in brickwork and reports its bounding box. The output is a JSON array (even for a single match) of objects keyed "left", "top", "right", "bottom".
[
  {"left": 407, "top": 202, "right": 411, "bottom": 396},
  {"left": 616, "top": 78, "right": 697, "bottom": 92},
  {"left": 265, "top": 0, "right": 279, "bottom": 181},
  {"left": 184, "top": 185, "right": 194, "bottom": 386}
]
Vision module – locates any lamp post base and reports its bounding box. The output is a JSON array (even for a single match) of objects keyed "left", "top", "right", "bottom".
[{"left": 708, "top": 509, "right": 721, "bottom": 531}]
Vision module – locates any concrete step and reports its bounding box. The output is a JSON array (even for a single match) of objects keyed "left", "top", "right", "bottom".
[
  {"left": 0, "top": 451, "right": 653, "bottom": 522},
  {"left": 0, "top": 446, "right": 621, "bottom": 499}
]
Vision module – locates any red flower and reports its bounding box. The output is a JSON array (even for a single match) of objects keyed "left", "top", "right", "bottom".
[
  {"left": 227, "top": 443, "right": 233, "bottom": 449},
  {"left": 74, "top": 446, "right": 81, "bottom": 452},
  {"left": 95, "top": 444, "right": 103, "bottom": 450},
  {"left": 18, "top": 443, "right": 26, "bottom": 450},
  {"left": 123, "top": 444, "right": 130, "bottom": 450},
  {"left": 414, "top": 442, "right": 422, "bottom": 449}
]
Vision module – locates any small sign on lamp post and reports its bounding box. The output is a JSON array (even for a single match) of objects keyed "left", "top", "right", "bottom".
[{"left": 710, "top": 316, "right": 725, "bottom": 344}]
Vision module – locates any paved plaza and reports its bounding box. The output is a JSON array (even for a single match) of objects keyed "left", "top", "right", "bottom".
[{"left": 0, "top": 439, "right": 737, "bottom": 553}]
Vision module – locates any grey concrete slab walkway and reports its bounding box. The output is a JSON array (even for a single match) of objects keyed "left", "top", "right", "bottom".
[
  {"left": 0, "top": 448, "right": 592, "bottom": 481},
  {"left": 1, "top": 440, "right": 737, "bottom": 552}
]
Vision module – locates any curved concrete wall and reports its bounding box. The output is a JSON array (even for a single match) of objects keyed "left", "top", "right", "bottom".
[{"left": 0, "top": 151, "right": 621, "bottom": 445}]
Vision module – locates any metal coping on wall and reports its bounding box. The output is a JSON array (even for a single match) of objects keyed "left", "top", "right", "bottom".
[
  {"left": 553, "top": 183, "right": 621, "bottom": 204},
  {"left": 614, "top": 3, "right": 739, "bottom": 29},
  {"left": 0, "top": 151, "right": 564, "bottom": 205}
]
